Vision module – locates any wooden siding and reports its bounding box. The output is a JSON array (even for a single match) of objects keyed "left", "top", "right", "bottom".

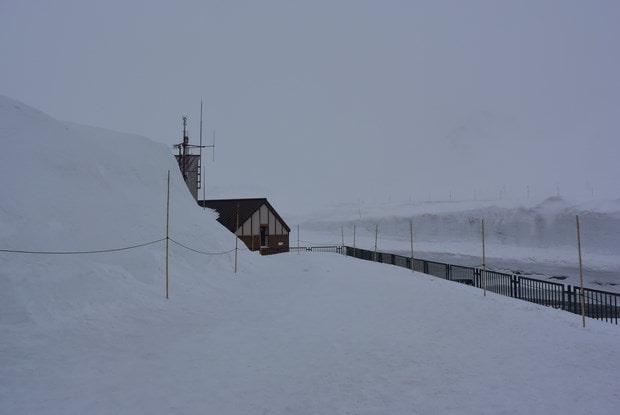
[
  {"left": 200, "top": 198, "right": 289, "bottom": 255},
  {"left": 235, "top": 203, "right": 289, "bottom": 253}
]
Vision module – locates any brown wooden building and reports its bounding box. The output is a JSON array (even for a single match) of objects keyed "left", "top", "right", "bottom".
[{"left": 198, "top": 198, "right": 290, "bottom": 255}]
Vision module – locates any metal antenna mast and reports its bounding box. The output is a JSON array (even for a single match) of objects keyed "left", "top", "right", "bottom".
[
  {"left": 173, "top": 115, "right": 191, "bottom": 180},
  {"left": 172, "top": 103, "right": 215, "bottom": 201},
  {"left": 173, "top": 115, "right": 205, "bottom": 200}
]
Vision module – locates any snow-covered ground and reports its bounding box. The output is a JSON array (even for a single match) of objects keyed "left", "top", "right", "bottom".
[{"left": 1, "top": 96, "right": 619, "bottom": 414}]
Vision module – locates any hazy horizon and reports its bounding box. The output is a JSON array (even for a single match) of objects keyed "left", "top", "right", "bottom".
[{"left": 2, "top": 0, "right": 618, "bottom": 212}]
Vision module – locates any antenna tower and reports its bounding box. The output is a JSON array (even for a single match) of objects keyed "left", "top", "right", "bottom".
[{"left": 172, "top": 101, "right": 216, "bottom": 200}]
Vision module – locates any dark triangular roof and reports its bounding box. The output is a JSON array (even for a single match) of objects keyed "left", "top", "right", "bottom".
[{"left": 198, "top": 198, "right": 290, "bottom": 233}]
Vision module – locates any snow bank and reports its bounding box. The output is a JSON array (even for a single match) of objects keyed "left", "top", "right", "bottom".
[{"left": 0, "top": 94, "right": 248, "bottom": 326}]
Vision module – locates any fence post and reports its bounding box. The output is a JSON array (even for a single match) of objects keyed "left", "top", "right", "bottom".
[
  {"left": 576, "top": 215, "right": 586, "bottom": 327},
  {"left": 474, "top": 268, "right": 481, "bottom": 288},
  {"left": 165, "top": 170, "right": 170, "bottom": 299},
  {"left": 511, "top": 275, "right": 520, "bottom": 299},
  {"left": 353, "top": 224, "right": 356, "bottom": 259},
  {"left": 374, "top": 224, "right": 378, "bottom": 262},
  {"left": 410, "top": 219, "right": 414, "bottom": 273},
  {"left": 482, "top": 219, "right": 487, "bottom": 296}
]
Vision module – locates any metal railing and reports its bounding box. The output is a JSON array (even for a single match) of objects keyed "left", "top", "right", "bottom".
[
  {"left": 290, "top": 245, "right": 343, "bottom": 254},
  {"left": 300, "top": 245, "right": 619, "bottom": 325}
]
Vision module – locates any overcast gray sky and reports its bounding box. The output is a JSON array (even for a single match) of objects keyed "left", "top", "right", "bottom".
[{"left": 1, "top": 0, "right": 619, "bottom": 213}]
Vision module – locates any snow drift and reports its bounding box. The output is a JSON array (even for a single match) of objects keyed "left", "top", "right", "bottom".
[{"left": 0, "top": 95, "right": 246, "bottom": 326}]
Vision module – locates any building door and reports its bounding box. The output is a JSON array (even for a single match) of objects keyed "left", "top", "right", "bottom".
[{"left": 260, "top": 226, "right": 268, "bottom": 247}]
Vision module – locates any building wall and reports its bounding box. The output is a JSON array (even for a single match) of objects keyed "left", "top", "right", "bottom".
[
  {"left": 235, "top": 203, "right": 289, "bottom": 254},
  {"left": 238, "top": 234, "right": 289, "bottom": 255},
  {"left": 261, "top": 234, "right": 289, "bottom": 255}
]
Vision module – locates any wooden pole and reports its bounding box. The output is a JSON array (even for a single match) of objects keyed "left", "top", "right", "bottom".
[
  {"left": 576, "top": 215, "right": 586, "bottom": 327},
  {"left": 482, "top": 219, "right": 487, "bottom": 296},
  {"left": 165, "top": 170, "right": 170, "bottom": 299},
  {"left": 410, "top": 219, "right": 414, "bottom": 273},
  {"left": 251, "top": 216, "right": 255, "bottom": 252},
  {"left": 374, "top": 224, "right": 378, "bottom": 262},
  {"left": 200, "top": 101, "right": 205, "bottom": 204},
  {"left": 202, "top": 165, "right": 206, "bottom": 206},
  {"left": 234, "top": 203, "right": 239, "bottom": 273}
]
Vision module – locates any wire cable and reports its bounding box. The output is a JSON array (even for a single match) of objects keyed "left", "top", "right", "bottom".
[
  {"left": 0, "top": 238, "right": 166, "bottom": 255},
  {"left": 168, "top": 237, "right": 235, "bottom": 255}
]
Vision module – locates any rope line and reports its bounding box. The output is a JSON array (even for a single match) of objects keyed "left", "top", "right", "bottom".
[
  {"left": 168, "top": 238, "right": 235, "bottom": 255},
  {"left": 1, "top": 237, "right": 247, "bottom": 257},
  {"left": 0, "top": 238, "right": 166, "bottom": 255}
]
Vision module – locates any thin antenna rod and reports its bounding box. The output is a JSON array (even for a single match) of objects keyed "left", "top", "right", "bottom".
[
  {"left": 212, "top": 130, "right": 216, "bottom": 162},
  {"left": 165, "top": 170, "right": 170, "bottom": 299},
  {"left": 199, "top": 101, "right": 203, "bottom": 193},
  {"left": 199, "top": 101, "right": 203, "bottom": 163}
]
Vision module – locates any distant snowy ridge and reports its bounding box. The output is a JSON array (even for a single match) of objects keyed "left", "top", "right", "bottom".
[
  {"left": 293, "top": 196, "right": 620, "bottom": 289},
  {"left": 296, "top": 197, "right": 620, "bottom": 252}
]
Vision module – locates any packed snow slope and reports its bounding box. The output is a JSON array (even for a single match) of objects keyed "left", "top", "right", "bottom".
[{"left": 1, "top": 95, "right": 619, "bottom": 414}]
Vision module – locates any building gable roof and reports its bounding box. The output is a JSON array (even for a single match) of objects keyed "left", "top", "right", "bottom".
[{"left": 198, "top": 198, "right": 291, "bottom": 233}]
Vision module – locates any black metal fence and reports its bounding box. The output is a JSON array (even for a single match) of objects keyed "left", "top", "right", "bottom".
[
  {"left": 290, "top": 245, "right": 343, "bottom": 254},
  {"left": 325, "top": 245, "right": 618, "bottom": 325}
]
